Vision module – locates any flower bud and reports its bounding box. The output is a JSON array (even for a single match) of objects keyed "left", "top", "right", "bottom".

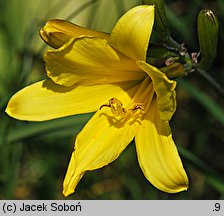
[
  {"left": 160, "top": 63, "right": 185, "bottom": 79},
  {"left": 143, "top": 0, "right": 170, "bottom": 41},
  {"left": 197, "top": 9, "right": 219, "bottom": 70}
]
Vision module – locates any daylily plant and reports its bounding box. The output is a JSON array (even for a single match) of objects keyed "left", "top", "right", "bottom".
[{"left": 6, "top": 5, "right": 188, "bottom": 197}]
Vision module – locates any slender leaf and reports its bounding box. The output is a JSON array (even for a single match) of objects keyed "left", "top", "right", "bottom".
[
  {"left": 179, "top": 80, "right": 224, "bottom": 125},
  {"left": 0, "top": 114, "right": 93, "bottom": 145}
]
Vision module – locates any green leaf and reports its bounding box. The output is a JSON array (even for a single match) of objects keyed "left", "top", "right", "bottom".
[
  {"left": 178, "top": 145, "right": 224, "bottom": 193},
  {"left": 179, "top": 80, "right": 224, "bottom": 125},
  {"left": 0, "top": 114, "right": 93, "bottom": 145}
]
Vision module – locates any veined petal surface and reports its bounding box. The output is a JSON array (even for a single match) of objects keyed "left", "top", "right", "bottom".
[
  {"left": 110, "top": 5, "right": 154, "bottom": 61},
  {"left": 137, "top": 61, "right": 176, "bottom": 121},
  {"left": 40, "top": 19, "right": 109, "bottom": 48},
  {"left": 135, "top": 98, "right": 188, "bottom": 193},
  {"left": 63, "top": 108, "right": 141, "bottom": 197},
  {"left": 45, "top": 37, "right": 145, "bottom": 87},
  {"left": 6, "top": 79, "right": 139, "bottom": 121}
]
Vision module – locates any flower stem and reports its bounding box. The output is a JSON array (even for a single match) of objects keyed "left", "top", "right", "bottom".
[
  {"left": 165, "top": 36, "right": 224, "bottom": 97},
  {"left": 166, "top": 36, "right": 180, "bottom": 50}
]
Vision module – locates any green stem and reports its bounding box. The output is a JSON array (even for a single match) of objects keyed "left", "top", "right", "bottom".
[
  {"left": 166, "top": 36, "right": 224, "bottom": 98},
  {"left": 166, "top": 36, "right": 180, "bottom": 50}
]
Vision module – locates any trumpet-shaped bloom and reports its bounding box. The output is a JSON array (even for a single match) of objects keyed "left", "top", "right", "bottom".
[{"left": 6, "top": 5, "right": 188, "bottom": 197}]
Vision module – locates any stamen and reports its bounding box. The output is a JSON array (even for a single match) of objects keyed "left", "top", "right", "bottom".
[
  {"left": 99, "top": 104, "right": 111, "bottom": 109},
  {"left": 100, "top": 97, "right": 144, "bottom": 118},
  {"left": 130, "top": 104, "right": 144, "bottom": 112}
]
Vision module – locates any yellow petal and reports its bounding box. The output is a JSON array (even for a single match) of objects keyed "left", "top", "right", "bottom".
[
  {"left": 45, "top": 37, "right": 145, "bottom": 87},
  {"left": 137, "top": 61, "right": 176, "bottom": 121},
  {"left": 40, "top": 19, "right": 109, "bottom": 48},
  {"left": 110, "top": 5, "right": 154, "bottom": 61},
  {"left": 135, "top": 98, "right": 188, "bottom": 193},
  {"left": 63, "top": 108, "right": 141, "bottom": 196},
  {"left": 6, "top": 79, "right": 139, "bottom": 121}
]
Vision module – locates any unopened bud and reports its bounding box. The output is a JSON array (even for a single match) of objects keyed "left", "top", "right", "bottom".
[
  {"left": 197, "top": 9, "right": 219, "bottom": 70},
  {"left": 160, "top": 63, "right": 185, "bottom": 79},
  {"left": 143, "top": 0, "right": 170, "bottom": 41}
]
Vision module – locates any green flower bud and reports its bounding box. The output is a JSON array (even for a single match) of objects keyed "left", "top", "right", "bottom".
[
  {"left": 143, "top": 0, "right": 170, "bottom": 41},
  {"left": 160, "top": 63, "right": 185, "bottom": 79},
  {"left": 197, "top": 9, "right": 219, "bottom": 70}
]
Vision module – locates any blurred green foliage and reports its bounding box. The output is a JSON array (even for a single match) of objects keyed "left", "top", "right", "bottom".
[{"left": 0, "top": 0, "right": 224, "bottom": 199}]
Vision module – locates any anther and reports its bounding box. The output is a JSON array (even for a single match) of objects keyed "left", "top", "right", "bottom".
[
  {"left": 99, "top": 104, "right": 111, "bottom": 110},
  {"left": 100, "top": 98, "right": 144, "bottom": 118},
  {"left": 131, "top": 104, "right": 144, "bottom": 111}
]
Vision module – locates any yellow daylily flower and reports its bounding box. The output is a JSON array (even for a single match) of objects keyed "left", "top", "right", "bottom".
[{"left": 6, "top": 5, "right": 188, "bottom": 197}]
